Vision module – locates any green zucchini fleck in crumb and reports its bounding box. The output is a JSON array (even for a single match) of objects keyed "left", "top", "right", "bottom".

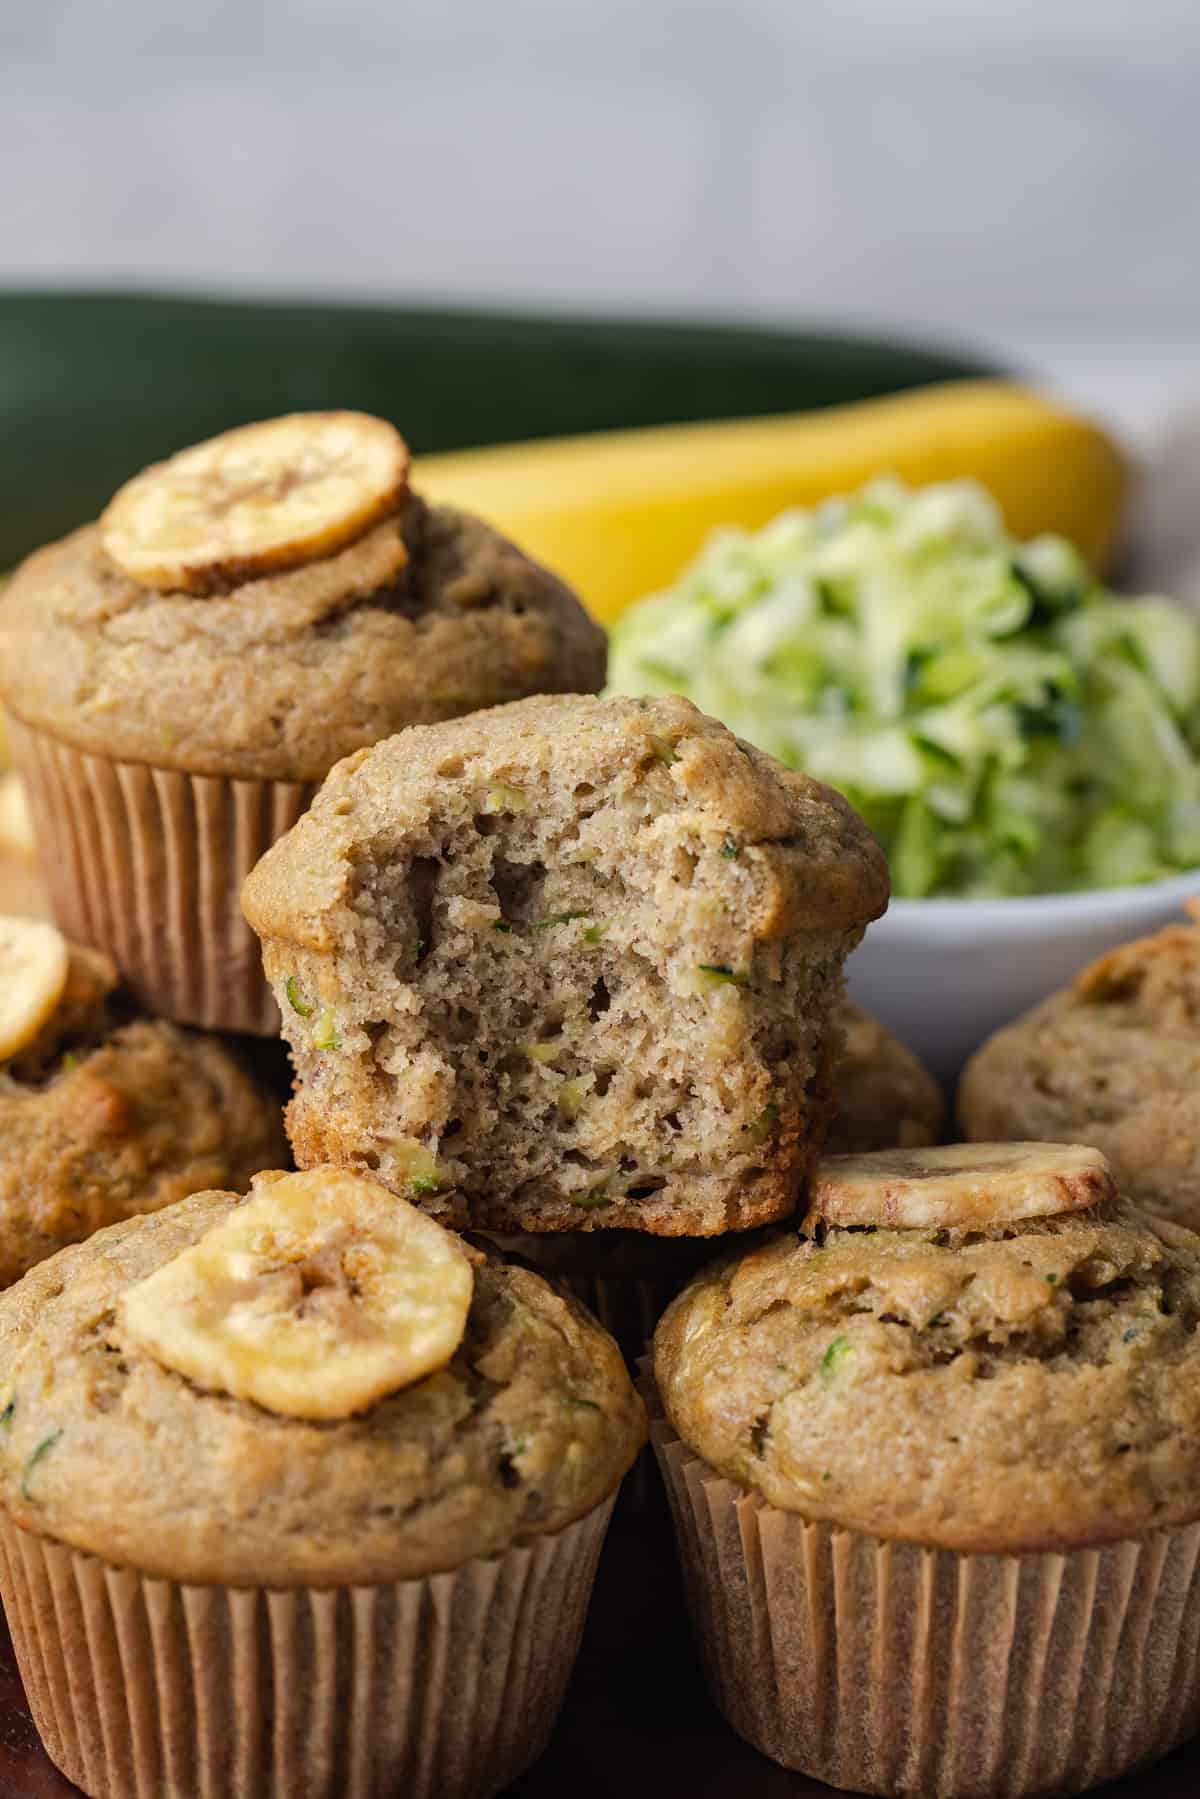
[
  {"left": 311, "top": 1010, "right": 341, "bottom": 1051},
  {"left": 697, "top": 964, "right": 751, "bottom": 987},
  {"left": 0, "top": 1400, "right": 14, "bottom": 1431},
  {"left": 22, "top": 1430, "right": 62, "bottom": 1502},
  {"left": 533, "top": 911, "right": 590, "bottom": 931},
  {"left": 821, "top": 1336, "right": 852, "bottom": 1377},
  {"left": 562, "top": 1396, "right": 601, "bottom": 1412},
  {"left": 570, "top": 1187, "right": 612, "bottom": 1211},
  {"left": 409, "top": 1173, "right": 442, "bottom": 1197},
  {"left": 285, "top": 975, "right": 313, "bottom": 1018},
  {"left": 1046, "top": 1273, "right": 1059, "bottom": 1285},
  {"left": 493, "top": 920, "right": 513, "bottom": 934},
  {"left": 583, "top": 921, "right": 609, "bottom": 945},
  {"left": 557, "top": 1080, "right": 586, "bottom": 1117},
  {"left": 720, "top": 838, "right": 740, "bottom": 859},
  {"left": 61, "top": 1052, "right": 79, "bottom": 1072}
]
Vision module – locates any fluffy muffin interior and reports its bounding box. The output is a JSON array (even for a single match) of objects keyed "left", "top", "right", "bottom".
[
  {"left": 655, "top": 1196, "right": 1200, "bottom": 1551},
  {"left": 249, "top": 695, "right": 889, "bottom": 1235},
  {"left": 281, "top": 769, "right": 843, "bottom": 1232}
]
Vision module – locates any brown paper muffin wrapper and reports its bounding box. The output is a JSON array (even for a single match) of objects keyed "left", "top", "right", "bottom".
[
  {"left": 643, "top": 1374, "right": 1200, "bottom": 1799},
  {"left": 7, "top": 717, "right": 316, "bottom": 1034},
  {"left": 0, "top": 1496, "right": 613, "bottom": 1799}
]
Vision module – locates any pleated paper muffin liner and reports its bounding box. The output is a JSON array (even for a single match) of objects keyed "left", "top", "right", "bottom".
[
  {"left": 641, "top": 1372, "right": 1200, "bottom": 1799},
  {"left": 0, "top": 1496, "right": 613, "bottom": 1799},
  {"left": 7, "top": 716, "right": 315, "bottom": 1034}
]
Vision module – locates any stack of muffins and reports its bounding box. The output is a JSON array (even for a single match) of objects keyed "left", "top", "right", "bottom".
[
  {"left": 0, "top": 413, "right": 643, "bottom": 1799},
  {"left": 0, "top": 409, "right": 1196, "bottom": 1799}
]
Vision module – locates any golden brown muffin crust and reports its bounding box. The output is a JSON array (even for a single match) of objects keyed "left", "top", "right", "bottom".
[
  {"left": 0, "top": 1191, "right": 646, "bottom": 1585},
  {"left": 958, "top": 916, "right": 1200, "bottom": 1229},
  {"left": 0, "top": 946, "right": 288, "bottom": 1286},
  {"left": 0, "top": 495, "right": 606, "bottom": 782},
  {"left": 655, "top": 1197, "right": 1200, "bottom": 1553}
]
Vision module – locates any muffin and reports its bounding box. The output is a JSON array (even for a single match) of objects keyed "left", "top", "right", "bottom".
[
  {"left": 0, "top": 411, "right": 605, "bottom": 1032},
  {"left": 649, "top": 1142, "right": 1200, "bottom": 1797},
  {"left": 0, "top": 1166, "right": 644, "bottom": 1799},
  {"left": 0, "top": 771, "right": 50, "bottom": 919},
  {"left": 485, "top": 1229, "right": 714, "bottom": 1365},
  {"left": 826, "top": 1000, "right": 943, "bottom": 1153},
  {"left": 959, "top": 908, "right": 1200, "bottom": 1228},
  {"left": 242, "top": 692, "right": 889, "bottom": 1236},
  {"left": 0, "top": 913, "right": 287, "bottom": 1286}
]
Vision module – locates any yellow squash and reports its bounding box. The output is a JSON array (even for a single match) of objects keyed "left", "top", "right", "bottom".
[{"left": 415, "top": 380, "right": 1131, "bottom": 625}]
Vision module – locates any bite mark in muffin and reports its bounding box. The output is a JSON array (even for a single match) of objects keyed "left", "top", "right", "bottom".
[{"left": 243, "top": 694, "right": 889, "bottom": 1236}]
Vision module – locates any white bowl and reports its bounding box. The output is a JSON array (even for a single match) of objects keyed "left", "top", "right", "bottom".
[{"left": 846, "top": 868, "right": 1200, "bottom": 1090}]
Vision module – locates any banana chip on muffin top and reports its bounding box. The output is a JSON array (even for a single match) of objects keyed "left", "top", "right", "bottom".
[
  {"left": 655, "top": 1141, "right": 1200, "bottom": 1553},
  {"left": 0, "top": 1169, "right": 645, "bottom": 1585},
  {"left": 0, "top": 412, "right": 606, "bottom": 784}
]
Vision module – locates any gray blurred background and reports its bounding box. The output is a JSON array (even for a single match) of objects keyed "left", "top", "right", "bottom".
[{"left": 4, "top": 0, "right": 1199, "bottom": 435}]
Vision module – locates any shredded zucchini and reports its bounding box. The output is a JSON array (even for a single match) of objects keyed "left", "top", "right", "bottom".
[{"left": 609, "top": 478, "right": 1200, "bottom": 896}]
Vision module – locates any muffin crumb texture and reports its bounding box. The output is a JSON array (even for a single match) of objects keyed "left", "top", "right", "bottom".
[
  {"left": 0, "top": 1190, "right": 645, "bottom": 1585},
  {"left": 655, "top": 1195, "right": 1200, "bottom": 1552},
  {"left": 959, "top": 913, "right": 1200, "bottom": 1230},
  {"left": 243, "top": 694, "right": 889, "bottom": 1235}
]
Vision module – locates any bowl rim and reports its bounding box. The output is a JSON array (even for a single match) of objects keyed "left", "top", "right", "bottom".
[{"left": 883, "top": 866, "right": 1200, "bottom": 918}]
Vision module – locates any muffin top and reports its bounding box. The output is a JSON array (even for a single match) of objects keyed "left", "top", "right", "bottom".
[
  {"left": 826, "top": 1002, "right": 944, "bottom": 1154},
  {"left": 0, "top": 920, "right": 287, "bottom": 1286},
  {"left": 0, "top": 1170, "right": 645, "bottom": 1585},
  {"left": 958, "top": 911, "right": 1200, "bottom": 1229},
  {"left": 243, "top": 691, "right": 889, "bottom": 952},
  {"left": 0, "top": 415, "right": 605, "bottom": 783},
  {"left": 655, "top": 1143, "right": 1200, "bottom": 1553}
]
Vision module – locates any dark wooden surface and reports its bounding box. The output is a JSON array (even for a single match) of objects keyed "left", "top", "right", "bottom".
[{"left": 1, "top": 1505, "right": 1197, "bottom": 1798}]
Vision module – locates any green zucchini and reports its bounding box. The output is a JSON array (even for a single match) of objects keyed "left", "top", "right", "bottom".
[{"left": 0, "top": 289, "right": 994, "bottom": 569}]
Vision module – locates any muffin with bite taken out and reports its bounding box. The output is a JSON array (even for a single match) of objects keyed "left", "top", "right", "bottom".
[{"left": 242, "top": 692, "right": 889, "bottom": 1239}]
